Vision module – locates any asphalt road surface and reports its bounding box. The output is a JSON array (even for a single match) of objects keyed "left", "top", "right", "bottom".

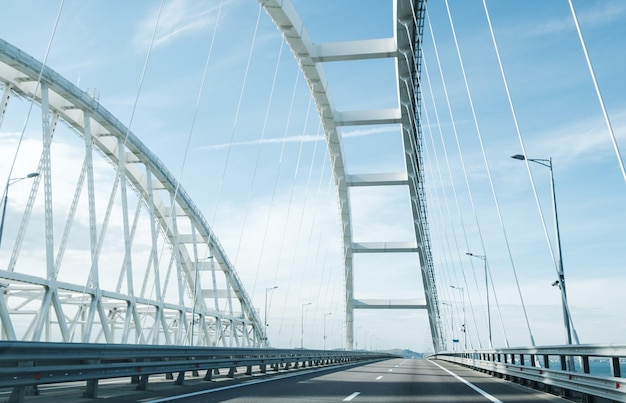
[{"left": 101, "top": 358, "right": 569, "bottom": 403}]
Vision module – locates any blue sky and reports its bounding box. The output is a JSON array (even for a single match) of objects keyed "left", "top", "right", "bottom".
[{"left": 1, "top": 1, "right": 625, "bottom": 352}]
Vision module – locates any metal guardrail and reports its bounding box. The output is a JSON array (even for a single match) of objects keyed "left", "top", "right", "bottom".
[
  {"left": 0, "top": 341, "right": 393, "bottom": 402},
  {"left": 430, "top": 344, "right": 626, "bottom": 402}
]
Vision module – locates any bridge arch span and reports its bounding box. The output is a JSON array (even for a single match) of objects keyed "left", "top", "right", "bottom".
[{"left": 0, "top": 38, "right": 262, "bottom": 346}]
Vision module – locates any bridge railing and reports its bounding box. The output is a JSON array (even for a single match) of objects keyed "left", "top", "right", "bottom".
[
  {"left": 0, "top": 341, "right": 392, "bottom": 402},
  {"left": 430, "top": 344, "right": 626, "bottom": 402}
]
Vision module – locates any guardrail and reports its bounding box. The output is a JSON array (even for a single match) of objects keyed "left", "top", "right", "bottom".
[
  {"left": 0, "top": 341, "right": 393, "bottom": 403},
  {"left": 430, "top": 344, "right": 626, "bottom": 402}
]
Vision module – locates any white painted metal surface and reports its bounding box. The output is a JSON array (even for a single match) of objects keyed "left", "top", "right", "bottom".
[
  {"left": 259, "top": 0, "right": 443, "bottom": 351},
  {"left": 0, "top": 39, "right": 263, "bottom": 347}
]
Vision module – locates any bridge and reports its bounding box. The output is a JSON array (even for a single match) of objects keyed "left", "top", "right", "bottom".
[{"left": 0, "top": 0, "right": 625, "bottom": 402}]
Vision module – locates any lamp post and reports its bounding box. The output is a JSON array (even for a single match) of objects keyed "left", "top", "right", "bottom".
[
  {"left": 323, "top": 312, "right": 332, "bottom": 350},
  {"left": 466, "top": 252, "right": 491, "bottom": 348},
  {"left": 264, "top": 286, "right": 278, "bottom": 346},
  {"left": 355, "top": 326, "right": 361, "bottom": 349},
  {"left": 191, "top": 256, "right": 213, "bottom": 346},
  {"left": 0, "top": 172, "right": 39, "bottom": 250},
  {"left": 450, "top": 285, "right": 466, "bottom": 349},
  {"left": 511, "top": 154, "right": 573, "bottom": 346},
  {"left": 300, "top": 302, "right": 312, "bottom": 349}
]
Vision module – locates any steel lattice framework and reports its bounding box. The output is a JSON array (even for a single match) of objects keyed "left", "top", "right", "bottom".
[
  {"left": 260, "top": 0, "right": 444, "bottom": 352},
  {"left": 0, "top": 38, "right": 263, "bottom": 347}
]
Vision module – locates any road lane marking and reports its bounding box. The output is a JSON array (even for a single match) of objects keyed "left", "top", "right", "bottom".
[
  {"left": 143, "top": 362, "right": 365, "bottom": 403},
  {"left": 388, "top": 368, "right": 393, "bottom": 372},
  {"left": 376, "top": 375, "right": 383, "bottom": 380},
  {"left": 343, "top": 392, "right": 360, "bottom": 401},
  {"left": 429, "top": 361, "right": 503, "bottom": 403}
]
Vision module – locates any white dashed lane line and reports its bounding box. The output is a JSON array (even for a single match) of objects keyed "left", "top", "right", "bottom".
[{"left": 343, "top": 392, "right": 361, "bottom": 401}]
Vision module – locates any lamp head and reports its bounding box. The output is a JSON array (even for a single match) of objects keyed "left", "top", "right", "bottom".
[
  {"left": 26, "top": 172, "right": 40, "bottom": 178},
  {"left": 511, "top": 154, "right": 526, "bottom": 161}
]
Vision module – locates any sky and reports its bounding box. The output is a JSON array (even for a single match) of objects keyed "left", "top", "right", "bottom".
[{"left": 0, "top": 0, "right": 625, "bottom": 353}]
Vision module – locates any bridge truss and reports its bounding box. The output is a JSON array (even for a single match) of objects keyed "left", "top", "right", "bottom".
[{"left": 0, "top": 39, "right": 263, "bottom": 347}]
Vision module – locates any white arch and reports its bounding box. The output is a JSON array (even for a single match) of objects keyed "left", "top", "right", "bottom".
[
  {"left": 0, "top": 38, "right": 263, "bottom": 346},
  {"left": 259, "top": 0, "right": 444, "bottom": 351}
]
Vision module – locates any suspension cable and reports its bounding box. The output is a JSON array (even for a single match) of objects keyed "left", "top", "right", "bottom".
[
  {"left": 3, "top": 0, "right": 64, "bottom": 196},
  {"left": 481, "top": 0, "right": 536, "bottom": 346},
  {"left": 424, "top": 10, "right": 486, "bottom": 349},
  {"left": 211, "top": 4, "right": 263, "bottom": 225},
  {"left": 567, "top": 0, "right": 626, "bottom": 184},
  {"left": 145, "top": 0, "right": 226, "bottom": 334},
  {"left": 442, "top": 0, "right": 511, "bottom": 347},
  {"left": 237, "top": 38, "right": 286, "bottom": 295}
]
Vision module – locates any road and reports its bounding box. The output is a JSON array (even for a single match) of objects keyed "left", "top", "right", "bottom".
[{"left": 94, "top": 359, "right": 568, "bottom": 403}]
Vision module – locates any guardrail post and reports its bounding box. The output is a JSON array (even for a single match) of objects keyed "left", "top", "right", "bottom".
[
  {"left": 246, "top": 365, "right": 252, "bottom": 375},
  {"left": 611, "top": 357, "right": 622, "bottom": 378},
  {"left": 83, "top": 379, "right": 99, "bottom": 398},
  {"left": 175, "top": 371, "right": 185, "bottom": 385},
  {"left": 9, "top": 387, "right": 25, "bottom": 403},
  {"left": 227, "top": 367, "right": 236, "bottom": 378},
  {"left": 82, "top": 359, "right": 100, "bottom": 398},
  {"left": 260, "top": 363, "right": 267, "bottom": 373},
  {"left": 203, "top": 369, "right": 213, "bottom": 381},
  {"left": 9, "top": 361, "right": 38, "bottom": 403},
  {"left": 543, "top": 354, "right": 552, "bottom": 394},
  {"left": 559, "top": 355, "right": 570, "bottom": 398},
  {"left": 137, "top": 375, "right": 149, "bottom": 391},
  {"left": 582, "top": 356, "right": 590, "bottom": 374}
]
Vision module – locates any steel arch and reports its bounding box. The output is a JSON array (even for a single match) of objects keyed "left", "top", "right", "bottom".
[
  {"left": 259, "top": 0, "right": 444, "bottom": 351},
  {"left": 0, "top": 38, "right": 263, "bottom": 346}
]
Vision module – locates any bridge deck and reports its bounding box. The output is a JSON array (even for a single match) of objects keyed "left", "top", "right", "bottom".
[{"left": 4, "top": 359, "right": 572, "bottom": 403}]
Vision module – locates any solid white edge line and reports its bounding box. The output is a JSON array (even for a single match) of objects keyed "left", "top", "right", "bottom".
[
  {"left": 429, "top": 360, "right": 503, "bottom": 403},
  {"left": 343, "top": 391, "right": 361, "bottom": 401},
  {"left": 143, "top": 361, "right": 369, "bottom": 403}
]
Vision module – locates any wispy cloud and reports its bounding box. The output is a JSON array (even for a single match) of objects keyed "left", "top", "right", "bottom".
[
  {"left": 196, "top": 126, "right": 396, "bottom": 151},
  {"left": 133, "top": 0, "right": 216, "bottom": 50},
  {"left": 538, "top": 108, "right": 626, "bottom": 167},
  {"left": 197, "top": 134, "right": 323, "bottom": 151},
  {"left": 526, "top": 2, "right": 626, "bottom": 37}
]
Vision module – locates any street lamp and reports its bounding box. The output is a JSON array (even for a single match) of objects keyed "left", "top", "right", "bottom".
[
  {"left": 300, "top": 302, "right": 312, "bottom": 349},
  {"left": 511, "top": 154, "right": 573, "bottom": 346},
  {"left": 466, "top": 252, "right": 491, "bottom": 348},
  {"left": 191, "top": 256, "right": 213, "bottom": 346},
  {"left": 264, "top": 286, "right": 278, "bottom": 345},
  {"left": 0, "top": 172, "right": 39, "bottom": 250},
  {"left": 323, "top": 312, "right": 332, "bottom": 350},
  {"left": 450, "top": 285, "right": 466, "bottom": 349}
]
